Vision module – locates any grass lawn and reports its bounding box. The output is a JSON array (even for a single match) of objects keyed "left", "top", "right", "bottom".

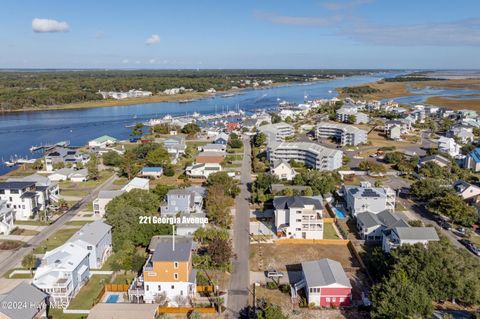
[
  {"left": 470, "top": 235, "right": 480, "bottom": 246},
  {"left": 33, "top": 228, "right": 79, "bottom": 254},
  {"left": 11, "top": 227, "right": 40, "bottom": 236},
  {"left": 84, "top": 202, "right": 94, "bottom": 211},
  {"left": 14, "top": 220, "right": 51, "bottom": 226},
  {"left": 3, "top": 268, "right": 29, "bottom": 278},
  {"left": 323, "top": 223, "right": 340, "bottom": 240},
  {"left": 48, "top": 309, "right": 86, "bottom": 319},
  {"left": 65, "top": 220, "right": 91, "bottom": 226},
  {"left": 9, "top": 273, "right": 33, "bottom": 279},
  {"left": 395, "top": 202, "right": 407, "bottom": 211},
  {"left": 111, "top": 272, "right": 136, "bottom": 285},
  {"left": 0, "top": 240, "right": 25, "bottom": 250},
  {"left": 113, "top": 177, "right": 128, "bottom": 186},
  {"left": 67, "top": 275, "right": 112, "bottom": 310}
]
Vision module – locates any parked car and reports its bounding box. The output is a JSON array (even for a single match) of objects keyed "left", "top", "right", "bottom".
[
  {"left": 440, "top": 221, "right": 452, "bottom": 230},
  {"left": 459, "top": 239, "right": 472, "bottom": 247},
  {"left": 456, "top": 227, "right": 467, "bottom": 237},
  {"left": 266, "top": 270, "right": 284, "bottom": 279},
  {"left": 467, "top": 244, "right": 480, "bottom": 257}
]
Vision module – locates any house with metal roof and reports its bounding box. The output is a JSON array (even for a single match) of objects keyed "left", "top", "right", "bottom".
[
  {"left": 382, "top": 227, "right": 439, "bottom": 252},
  {"left": 139, "top": 166, "right": 163, "bottom": 179},
  {"left": 93, "top": 190, "right": 125, "bottom": 216},
  {"left": 418, "top": 154, "right": 451, "bottom": 168},
  {"left": 69, "top": 221, "right": 112, "bottom": 269},
  {"left": 273, "top": 196, "right": 324, "bottom": 239},
  {"left": 33, "top": 241, "right": 90, "bottom": 306},
  {"left": 185, "top": 163, "right": 222, "bottom": 179},
  {"left": 356, "top": 210, "right": 409, "bottom": 241},
  {"left": 129, "top": 236, "right": 196, "bottom": 305},
  {"left": 0, "top": 282, "right": 48, "bottom": 319},
  {"left": 121, "top": 177, "right": 150, "bottom": 192},
  {"left": 293, "top": 258, "right": 352, "bottom": 307},
  {"left": 88, "top": 135, "right": 118, "bottom": 148},
  {"left": 465, "top": 147, "right": 480, "bottom": 172}
]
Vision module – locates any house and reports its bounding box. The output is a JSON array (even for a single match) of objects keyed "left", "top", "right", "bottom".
[
  {"left": 464, "top": 147, "right": 480, "bottom": 172},
  {"left": 87, "top": 304, "right": 158, "bottom": 319},
  {"left": 139, "top": 167, "right": 163, "bottom": 179},
  {"left": 271, "top": 160, "right": 297, "bottom": 181},
  {"left": 214, "top": 132, "right": 229, "bottom": 145},
  {"left": 438, "top": 136, "right": 460, "bottom": 157},
  {"left": 382, "top": 227, "right": 439, "bottom": 252},
  {"left": 0, "top": 181, "right": 44, "bottom": 220},
  {"left": 453, "top": 180, "right": 480, "bottom": 203},
  {"left": 356, "top": 210, "right": 409, "bottom": 241},
  {"left": 0, "top": 200, "right": 14, "bottom": 235},
  {"left": 162, "top": 136, "right": 186, "bottom": 158},
  {"left": 267, "top": 142, "right": 343, "bottom": 171},
  {"left": 7, "top": 174, "right": 59, "bottom": 211},
  {"left": 199, "top": 144, "right": 227, "bottom": 153},
  {"left": 316, "top": 122, "right": 368, "bottom": 146},
  {"left": 121, "top": 177, "right": 150, "bottom": 192},
  {"left": 0, "top": 283, "right": 48, "bottom": 319},
  {"left": 48, "top": 168, "right": 88, "bottom": 182},
  {"left": 160, "top": 188, "right": 204, "bottom": 216},
  {"left": 93, "top": 190, "right": 125, "bottom": 216},
  {"left": 185, "top": 163, "right": 222, "bottom": 179},
  {"left": 33, "top": 242, "right": 90, "bottom": 306},
  {"left": 273, "top": 196, "right": 324, "bottom": 239},
  {"left": 195, "top": 151, "right": 226, "bottom": 164},
  {"left": 69, "top": 221, "right": 112, "bottom": 269},
  {"left": 418, "top": 154, "right": 451, "bottom": 168},
  {"left": 388, "top": 125, "right": 401, "bottom": 140},
  {"left": 128, "top": 236, "right": 196, "bottom": 305},
  {"left": 175, "top": 212, "right": 207, "bottom": 236},
  {"left": 384, "top": 119, "right": 412, "bottom": 134},
  {"left": 294, "top": 259, "right": 352, "bottom": 307},
  {"left": 343, "top": 182, "right": 395, "bottom": 216},
  {"left": 447, "top": 126, "right": 474, "bottom": 144},
  {"left": 44, "top": 147, "right": 90, "bottom": 172},
  {"left": 88, "top": 135, "right": 118, "bottom": 148}
]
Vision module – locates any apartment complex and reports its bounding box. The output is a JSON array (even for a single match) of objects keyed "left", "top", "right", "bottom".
[
  {"left": 315, "top": 122, "right": 367, "bottom": 146},
  {"left": 258, "top": 122, "right": 294, "bottom": 142},
  {"left": 273, "top": 196, "right": 324, "bottom": 239},
  {"left": 336, "top": 107, "right": 369, "bottom": 124},
  {"left": 267, "top": 142, "right": 343, "bottom": 171}
]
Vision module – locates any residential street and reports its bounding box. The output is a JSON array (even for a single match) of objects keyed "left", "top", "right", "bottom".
[
  {"left": 226, "top": 135, "right": 252, "bottom": 318},
  {"left": 0, "top": 174, "right": 118, "bottom": 278}
]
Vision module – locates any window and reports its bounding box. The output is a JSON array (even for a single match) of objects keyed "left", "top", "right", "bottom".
[
  {"left": 146, "top": 285, "right": 149, "bottom": 291},
  {"left": 326, "top": 297, "right": 330, "bottom": 302},
  {"left": 158, "top": 285, "right": 161, "bottom": 290},
  {"left": 171, "top": 285, "right": 174, "bottom": 290},
  {"left": 340, "top": 298, "right": 345, "bottom": 302},
  {"left": 174, "top": 262, "right": 179, "bottom": 269},
  {"left": 174, "top": 273, "right": 178, "bottom": 280},
  {"left": 87, "top": 246, "right": 93, "bottom": 250},
  {"left": 0, "top": 190, "right": 4, "bottom": 194},
  {"left": 332, "top": 297, "right": 336, "bottom": 302}
]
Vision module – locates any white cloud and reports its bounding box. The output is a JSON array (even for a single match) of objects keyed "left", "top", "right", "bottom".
[
  {"left": 323, "top": 0, "right": 373, "bottom": 11},
  {"left": 149, "top": 58, "right": 156, "bottom": 64},
  {"left": 122, "top": 59, "right": 129, "bottom": 64},
  {"left": 145, "top": 34, "right": 160, "bottom": 45},
  {"left": 94, "top": 31, "right": 107, "bottom": 39},
  {"left": 135, "top": 60, "right": 141, "bottom": 64},
  {"left": 32, "top": 18, "right": 69, "bottom": 33},
  {"left": 254, "top": 11, "right": 342, "bottom": 27}
]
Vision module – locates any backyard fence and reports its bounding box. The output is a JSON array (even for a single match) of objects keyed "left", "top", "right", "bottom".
[{"left": 105, "top": 284, "right": 129, "bottom": 292}]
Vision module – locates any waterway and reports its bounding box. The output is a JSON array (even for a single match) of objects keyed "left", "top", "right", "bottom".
[{"left": 0, "top": 71, "right": 402, "bottom": 175}]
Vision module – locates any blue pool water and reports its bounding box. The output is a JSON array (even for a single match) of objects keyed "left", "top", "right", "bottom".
[
  {"left": 106, "top": 294, "right": 119, "bottom": 303},
  {"left": 333, "top": 207, "right": 346, "bottom": 219}
]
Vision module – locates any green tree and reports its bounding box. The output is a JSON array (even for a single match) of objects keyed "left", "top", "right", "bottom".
[
  {"left": 102, "top": 150, "right": 123, "bottom": 166},
  {"left": 181, "top": 123, "right": 201, "bottom": 136},
  {"left": 207, "top": 237, "right": 233, "bottom": 267},
  {"left": 253, "top": 132, "right": 267, "bottom": 147},
  {"left": 207, "top": 172, "right": 240, "bottom": 198},
  {"left": 32, "top": 158, "right": 43, "bottom": 170},
  {"left": 427, "top": 191, "right": 478, "bottom": 226},
  {"left": 410, "top": 178, "right": 446, "bottom": 200},
  {"left": 87, "top": 154, "right": 100, "bottom": 180},
  {"left": 293, "top": 170, "right": 339, "bottom": 195},
  {"left": 145, "top": 145, "right": 170, "bottom": 167},
  {"left": 120, "top": 150, "right": 141, "bottom": 179},
  {"left": 152, "top": 184, "right": 174, "bottom": 202},
  {"left": 22, "top": 253, "right": 36, "bottom": 274},
  {"left": 130, "top": 122, "right": 144, "bottom": 136},
  {"left": 205, "top": 185, "right": 234, "bottom": 228}
]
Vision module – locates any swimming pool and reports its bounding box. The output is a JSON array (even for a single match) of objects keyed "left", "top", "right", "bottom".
[
  {"left": 106, "top": 294, "right": 119, "bottom": 303},
  {"left": 333, "top": 207, "right": 346, "bottom": 219}
]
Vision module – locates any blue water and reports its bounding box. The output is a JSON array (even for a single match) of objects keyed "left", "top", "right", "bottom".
[
  {"left": 106, "top": 294, "right": 119, "bottom": 303},
  {"left": 333, "top": 207, "right": 346, "bottom": 219},
  {"left": 0, "top": 71, "right": 402, "bottom": 175},
  {"left": 383, "top": 86, "right": 480, "bottom": 105}
]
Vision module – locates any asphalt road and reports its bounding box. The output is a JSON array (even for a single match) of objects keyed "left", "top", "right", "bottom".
[
  {"left": 226, "top": 136, "right": 252, "bottom": 318},
  {"left": 0, "top": 174, "right": 117, "bottom": 277}
]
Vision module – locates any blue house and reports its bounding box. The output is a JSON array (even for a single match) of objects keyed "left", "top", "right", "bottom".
[
  {"left": 465, "top": 147, "right": 480, "bottom": 172},
  {"left": 160, "top": 187, "right": 204, "bottom": 216},
  {"left": 214, "top": 132, "right": 229, "bottom": 145}
]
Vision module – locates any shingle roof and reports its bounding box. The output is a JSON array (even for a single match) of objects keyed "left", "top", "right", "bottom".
[
  {"left": 0, "top": 283, "right": 47, "bottom": 319},
  {"left": 70, "top": 221, "right": 111, "bottom": 246},
  {"left": 273, "top": 196, "right": 324, "bottom": 210},
  {"left": 302, "top": 258, "right": 351, "bottom": 288},
  {"left": 394, "top": 227, "right": 439, "bottom": 241},
  {"left": 151, "top": 237, "right": 193, "bottom": 262}
]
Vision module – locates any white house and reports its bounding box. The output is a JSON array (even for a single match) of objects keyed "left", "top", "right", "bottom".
[
  {"left": 356, "top": 210, "right": 410, "bottom": 241},
  {"left": 69, "top": 169, "right": 88, "bottom": 182},
  {"left": 7, "top": 174, "right": 59, "bottom": 211},
  {"left": 0, "top": 181, "right": 44, "bottom": 220},
  {"left": 185, "top": 163, "right": 222, "bottom": 179},
  {"left": 438, "top": 136, "right": 460, "bottom": 157},
  {"left": 88, "top": 135, "right": 118, "bottom": 148},
  {"left": 271, "top": 160, "right": 297, "bottom": 181},
  {"left": 0, "top": 200, "right": 14, "bottom": 235},
  {"left": 273, "top": 196, "right": 324, "bottom": 239},
  {"left": 69, "top": 221, "right": 112, "bottom": 269},
  {"left": 139, "top": 167, "right": 163, "bottom": 179},
  {"left": 48, "top": 168, "right": 88, "bottom": 182},
  {"left": 121, "top": 177, "right": 150, "bottom": 192},
  {"left": 343, "top": 182, "right": 396, "bottom": 216},
  {"left": 93, "top": 190, "right": 125, "bottom": 216},
  {"left": 453, "top": 180, "right": 480, "bottom": 203},
  {"left": 382, "top": 227, "right": 439, "bottom": 252},
  {"left": 33, "top": 242, "right": 90, "bottom": 306}
]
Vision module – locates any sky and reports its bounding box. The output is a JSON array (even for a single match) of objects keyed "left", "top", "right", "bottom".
[{"left": 1, "top": 0, "right": 480, "bottom": 69}]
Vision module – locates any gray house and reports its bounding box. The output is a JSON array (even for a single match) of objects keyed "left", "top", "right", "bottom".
[
  {"left": 160, "top": 187, "right": 204, "bottom": 216},
  {"left": 356, "top": 210, "right": 409, "bottom": 241},
  {"left": 69, "top": 221, "right": 112, "bottom": 269},
  {"left": 0, "top": 283, "right": 48, "bottom": 319}
]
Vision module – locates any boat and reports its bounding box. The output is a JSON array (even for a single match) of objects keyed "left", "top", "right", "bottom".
[
  {"left": 221, "top": 93, "right": 235, "bottom": 98},
  {"left": 192, "top": 112, "right": 200, "bottom": 118}
]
